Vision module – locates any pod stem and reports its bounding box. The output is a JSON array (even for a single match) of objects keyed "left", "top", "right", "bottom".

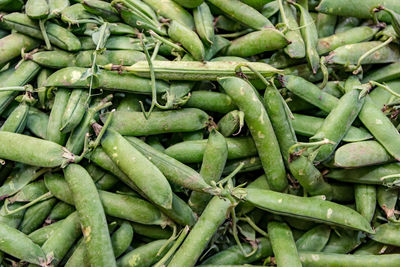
[
  {"left": 319, "top": 57, "right": 329, "bottom": 89},
  {"left": 288, "top": 138, "right": 335, "bottom": 155},
  {"left": 148, "top": 30, "right": 185, "bottom": 52},
  {"left": 239, "top": 216, "right": 269, "bottom": 238},
  {"left": 370, "top": 81, "right": 400, "bottom": 99},
  {"left": 90, "top": 109, "right": 115, "bottom": 150},
  {"left": 157, "top": 223, "right": 178, "bottom": 257},
  {"left": 39, "top": 20, "right": 52, "bottom": 50},
  {"left": 3, "top": 192, "right": 53, "bottom": 216}
]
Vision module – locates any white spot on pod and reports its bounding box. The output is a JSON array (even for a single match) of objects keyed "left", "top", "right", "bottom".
[
  {"left": 278, "top": 198, "right": 283, "bottom": 203},
  {"left": 375, "top": 119, "right": 383, "bottom": 125},
  {"left": 70, "top": 71, "right": 82, "bottom": 83},
  {"left": 258, "top": 131, "right": 265, "bottom": 139},
  {"left": 311, "top": 254, "right": 320, "bottom": 261},
  {"left": 326, "top": 208, "right": 333, "bottom": 218}
]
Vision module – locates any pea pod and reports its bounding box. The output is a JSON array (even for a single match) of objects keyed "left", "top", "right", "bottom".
[
  {"left": 354, "top": 240, "right": 388, "bottom": 255},
  {"left": 10, "top": 180, "right": 47, "bottom": 203},
  {"left": 19, "top": 198, "right": 57, "bottom": 234},
  {"left": 335, "top": 16, "right": 361, "bottom": 33},
  {"left": 0, "top": 33, "right": 40, "bottom": 67},
  {"left": 184, "top": 91, "right": 237, "bottom": 114},
  {"left": 323, "top": 228, "right": 362, "bottom": 253},
  {"left": 82, "top": 0, "right": 120, "bottom": 22},
  {"left": 47, "top": 202, "right": 75, "bottom": 221},
  {"left": 26, "top": 0, "right": 49, "bottom": 19},
  {"left": 217, "top": 110, "right": 244, "bottom": 137},
  {"left": 46, "top": 88, "right": 70, "bottom": 145},
  {"left": 30, "top": 50, "right": 76, "bottom": 69},
  {"left": 48, "top": 0, "right": 70, "bottom": 18},
  {"left": 377, "top": 186, "right": 398, "bottom": 220},
  {"left": 194, "top": 3, "right": 214, "bottom": 46},
  {"left": 28, "top": 220, "right": 64, "bottom": 246},
  {"left": 355, "top": 184, "right": 376, "bottom": 223},
  {"left": 1, "top": 102, "right": 29, "bottom": 133},
  {"left": 76, "top": 50, "right": 147, "bottom": 68},
  {"left": 219, "top": 77, "right": 287, "bottom": 191},
  {"left": 60, "top": 89, "right": 88, "bottom": 133},
  {"left": 0, "top": 0, "right": 23, "bottom": 12},
  {"left": 370, "top": 223, "right": 400, "bottom": 246},
  {"left": 296, "top": 225, "right": 331, "bottom": 252},
  {"left": 317, "top": 13, "right": 337, "bottom": 38},
  {"left": 242, "top": 188, "right": 374, "bottom": 233},
  {"left": 63, "top": 164, "right": 116, "bottom": 267}
]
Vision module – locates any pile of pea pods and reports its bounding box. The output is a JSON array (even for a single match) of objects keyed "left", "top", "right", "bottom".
[{"left": 3, "top": 0, "right": 400, "bottom": 266}]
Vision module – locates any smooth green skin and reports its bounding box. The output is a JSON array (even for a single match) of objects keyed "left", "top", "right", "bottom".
[
  {"left": 0, "top": 132, "right": 67, "bottom": 167},
  {"left": 317, "top": 26, "right": 378, "bottom": 55},
  {"left": 28, "top": 220, "right": 63, "bottom": 246},
  {"left": 11, "top": 180, "right": 47, "bottom": 203},
  {"left": 189, "top": 130, "right": 227, "bottom": 214},
  {"left": 86, "top": 148, "right": 196, "bottom": 226},
  {"left": 281, "top": 1, "right": 306, "bottom": 59},
  {"left": 334, "top": 141, "right": 393, "bottom": 168},
  {"left": 323, "top": 228, "right": 362, "bottom": 253},
  {"left": 244, "top": 188, "right": 374, "bottom": 233},
  {"left": 194, "top": 3, "right": 214, "bottom": 46},
  {"left": 107, "top": 22, "right": 136, "bottom": 35},
  {"left": 185, "top": 91, "right": 236, "bottom": 114},
  {"left": 242, "top": 0, "right": 271, "bottom": 10},
  {"left": 47, "top": 202, "right": 75, "bottom": 221},
  {"left": 3, "top": 13, "right": 81, "bottom": 51},
  {"left": 215, "top": 15, "right": 245, "bottom": 32},
  {"left": 363, "top": 62, "right": 400, "bottom": 83},
  {"left": 126, "top": 60, "right": 281, "bottom": 81},
  {"left": 299, "top": 252, "right": 400, "bottom": 267},
  {"left": 370, "top": 223, "right": 400, "bottom": 246},
  {"left": 335, "top": 17, "right": 361, "bottom": 33},
  {"left": 168, "top": 20, "right": 205, "bottom": 61},
  {"left": 296, "top": 225, "right": 331, "bottom": 252},
  {"left": 317, "top": 13, "right": 337, "bottom": 38},
  {"left": 226, "top": 28, "right": 289, "bottom": 57},
  {"left": 355, "top": 184, "right": 376, "bottom": 223},
  {"left": 268, "top": 222, "right": 302, "bottom": 267},
  {"left": 0, "top": 165, "right": 40, "bottom": 199},
  {"left": 223, "top": 156, "right": 261, "bottom": 175},
  {"left": 101, "top": 130, "right": 173, "bottom": 209},
  {"left": 109, "top": 108, "right": 209, "bottom": 136},
  {"left": 125, "top": 136, "right": 209, "bottom": 192},
  {"left": 36, "top": 68, "right": 52, "bottom": 110},
  {"left": 312, "top": 90, "right": 365, "bottom": 162},
  {"left": 219, "top": 77, "right": 287, "bottom": 191},
  {"left": 117, "top": 239, "right": 170, "bottom": 267},
  {"left": 48, "top": 0, "right": 70, "bottom": 17},
  {"left": 144, "top": 0, "right": 195, "bottom": 29},
  {"left": 377, "top": 186, "right": 398, "bottom": 220},
  {"left": 201, "top": 237, "right": 272, "bottom": 265},
  {"left": 47, "top": 88, "right": 69, "bottom": 145},
  {"left": 168, "top": 196, "right": 231, "bottom": 267},
  {"left": 61, "top": 3, "right": 98, "bottom": 24},
  {"left": 0, "top": 61, "right": 41, "bottom": 116},
  {"left": 116, "top": 94, "right": 143, "bottom": 112},
  {"left": 328, "top": 41, "right": 400, "bottom": 65},
  {"left": 266, "top": 50, "right": 304, "bottom": 69},
  {"left": 76, "top": 50, "right": 147, "bottom": 68},
  {"left": 31, "top": 50, "right": 76, "bottom": 69},
  {"left": 281, "top": 75, "right": 339, "bottom": 113},
  {"left": 0, "top": 33, "right": 40, "bottom": 66},
  {"left": 82, "top": 0, "right": 120, "bottom": 22},
  {"left": 359, "top": 96, "right": 400, "bottom": 161},
  {"left": 95, "top": 173, "right": 119, "bottom": 191},
  {"left": 20, "top": 198, "right": 57, "bottom": 235},
  {"left": 146, "top": 136, "right": 166, "bottom": 152},
  {"left": 236, "top": 175, "right": 270, "bottom": 215},
  {"left": 46, "top": 67, "right": 169, "bottom": 94},
  {"left": 131, "top": 222, "right": 172, "bottom": 239},
  {"left": 326, "top": 162, "right": 400, "bottom": 184},
  {"left": 317, "top": 0, "right": 400, "bottom": 22},
  {"left": 173, "top": 0, "right": 203, "bottom": 8},
  {"left": 292, "top": 113, "right": 372, "bottom": 142},
  {"left": 0, "top": 222, "right": 46, "bottom": 264},
  {"left": 217, "top": 110, "right": 242, "bottom": 137},
  {"left": 38, "top": 212, "right": 81, "bottom": 266},
  {"left": 26, "top": 0, "right": 49, "bottom": 19},
  {"left": 61, "top": 89, "right": 88, "bottom": 133},
  {"left": 354, "top": 240, "right": 387, "bottom": 255},
  {"left": 207, "top": 0, "right": 272, "bottom": 29},
  {"left": 283, "top": 63, "right": 325, "bottom": 83},
  {"left": 330, "top": 183, "right": 354, "bottom": 202},
  {"left": 64, "top": 164, "right": 116, "bottom": 267},
  {"left": 0, "top": 202, "right": 25, "bottom": 228},
  {"left": 112, "top": 222, "right": 133, "bottom": 258},
  {"left": 165, "top": 137, "right": 257, "bottom": 163},
  {"left": 369, "top": 80, "right": 400, "bottom": 108},
  {"left": 45, "top": 172, "right": 168, "bottom": 225},
  {"left": 294, "top": 3, "right": 320, "bottom": 73}
]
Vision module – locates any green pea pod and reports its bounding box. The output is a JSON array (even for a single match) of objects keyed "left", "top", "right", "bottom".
[
  {"left": 61, "top": 3, "right": 98, "bottom": 24},
  {"left": 353, "top": 239, "right": 388, "bottom": 255},
  {"left": 27, "top": 107, "right": 49, "bottom": 139},
  {"left": 355, "top": 184, "right": 376, "bottom": 223},
  {"left": 60, "top": 89, "right": 88, "bottom": 133},
  {"left": 219, "top": 77, "right": 287, "bottom": 191},
  {"left": 20, "top": 198, "right": 57, "bottom": 234},
  {"left": 3, "top": 13, "right": 81, "bottom": 51},
  {"left": 226, "top": 28, "right": 289, "bottom": 57},
  {"left": 76, "top": 50, "right": 146, "bottom": 68},
  {"left": 283, "top": 63, "right": 326, "bottom": 83},
  {"left": 117, "top": 239, "right": 171, "bottom": 267},
  {"left": 48, "top": 0, "right": 70, "bottom": 18},
  {"left": 36, "top": 69, "right": 52, "bottom": 110},
  {"left": 101, "top": 129, "right": 173, "bottom": 209},
  {"left": 201, "top": 237, "right": 272, "bottom": 265},
  {"left": 168, "top": 20, "right": 205, "bottom": 61},
  {"left": 46, "top": 67, "right": 169, "bottom": 94},
  {"left": 296, "top": 225, "right": 331, "bottom": 252},
  {"left": 215, "top": 15, "right": 245, "bottom": 32},
  {"left": 47, "top": 88, "right": 70, "bottom": 145},
  {"left": 292, "top": 2, "right": 320, "bottom": 73},
  {"left": 335, "top": 16, "right": 361, "bottom": 33},
  {"left": 292, "top": 113, "right": 372, "bottom": 142},
  {"left": 204, "top": 35, "right": 230, "bottom": 61},
  {"left": 268, "top": 221, "right": 302, "bottom": 267},
  {"left": 370, "top": 223, "right": 400, "bottom": 246},
  {"left": 322, "top": 228, "right": 363, "bottom": 253},
  {"left": 0, "top": 33, "right": 40, "bottom": 67},
  {"left": 172, "top": 0, "right": 203, "bottom": 8},
  {"left": 165, "top": 137, "right": 257, "bottom": 163},
  {"left": 261, "top": 0, "right": 279, "bottom": 18},
  {"left": 217, "top": 110, "right": 244, "bottom": 137},
  {"left": 327, "top": 41, "right": 400, "bottom": 65},
  {"left": 243, "top": 188, "right": 374, "bottom": 233},
  {"left": 0, "top": 0, "right": 23, "bottom": 12},
  {"left": 380, "top": 7, "right": 400, "bottom": 36},
  {"left": 10, "top": 180, "right": 47, "bottom": 203},
  {"left": 168, "top": 196, "right": 231, "bottom": 267},
  {"left": 47, "top": 202, "right": 75, "bottom": 221},
  {"left": 185, "top": 91, "right": 236, "bottom": 114},
  {"left": 109, "top": 108, "right": 209, "bottom": 136},
  {"left": 95, "top": 173, "right": 119, "bottom": 191},
  {"left": 26, "top": 0, "right": 49, "bottom": 19},
  {"left": 188, "top": 130, "right": 227, "bottom": 213},
  {"left": 112, "top": 222, "right": 133, "bottom": 258},
  {"left": 125, "top": 136, "right": 210, "bottom": 193},
  {"left": 143, "top": 0, "right": 194, "bottom": 29},
  {"left": 279, "top": 0, "right": 306, "bottom": 59},
  {"left": 359, "top": 96, "right": 400, "bottom": 161},
  {"left": 116, "top": 94, "right": 143, "bottom": 112},
  {"left": 31, "top": 50, "right": 76, "bottom": 69},
  {"left": 82, "top": 0, "right": 120, "bottom": 22},
  {"left": 207, "top": 0, "right": 272, "bottom": 29},
  {"left": 316, "top": 0, "right": 400, "bottom": 22},
  {"left": 223, "top": 156, "right": 262, "bottom": 175},
  {"left": 63, "top": 164, "right": 116, "bottom": 267},
  {"left": 334, "top": 141, "right": 393, "bottom": 168},
  {"left": 28, "top": 220, "right": 63, "bottom": 246},
  {"left": 0, "top": 202, "right": 25, "bottom": 228},
  {"left": 377, "top": 186, "right": 398, "bottom": 220},
  {"left": 193, "top": 3, "right": 214, "bottom": 46},
  {"left": 1, "top": 102, "right": 29, "bottom": 133},
  {"left": 316, "top": 13, "right": 337, "bottom": 38},
  {"left": 326, "top": 163, "right": 400, "bottom": 185},
  {"left": 0, "top": 222, "right": 46, "bottom": 264}
]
